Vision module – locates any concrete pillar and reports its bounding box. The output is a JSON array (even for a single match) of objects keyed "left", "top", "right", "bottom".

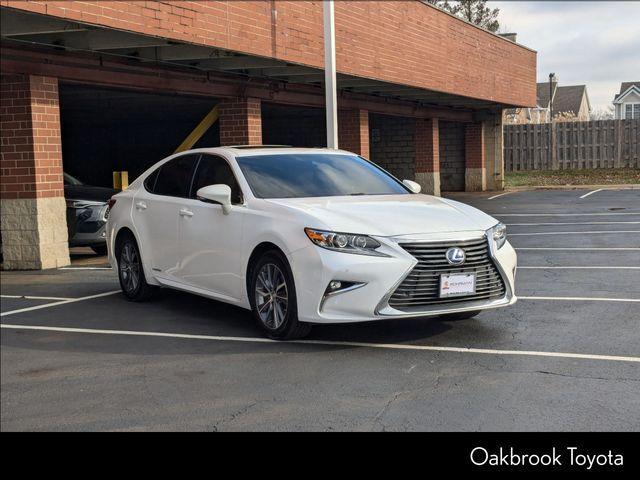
[
  {"left": 464, "top": 121, "right": 486, "bottom": 192},
  {"left": 338, "top": 108, "right": 370, "bottom": 157},
  {"left": 1, "top": 74, "right": 70, "bottom": 270},
  {"left": 218, "top": 97, "right": 262, "bottom": 146},
  {"left": 414, "top": 118, "right": 440, "bottom": 196}
]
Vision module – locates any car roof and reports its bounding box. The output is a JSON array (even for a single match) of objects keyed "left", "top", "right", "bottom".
[{"left": 184, "top": 146, "right": 356, "bottom": 157}]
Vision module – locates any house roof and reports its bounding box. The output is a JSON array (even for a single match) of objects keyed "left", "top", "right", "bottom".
[
  {"left": 553, "top": 85, "right": 589, "bottom": 115},
  {"left": 614, "top": 81, "right": 640, "bottom": 101}
]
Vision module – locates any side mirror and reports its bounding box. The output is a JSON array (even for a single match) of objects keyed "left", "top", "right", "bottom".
[
  {"left": 402, "top": 179, "right": 421, "bottom": 194},
  {"left": 196, "top": 184, "right": 232, "bottom": 214}
]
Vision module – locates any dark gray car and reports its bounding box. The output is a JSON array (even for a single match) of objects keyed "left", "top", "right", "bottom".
[{"left": 64, "top": 173, "right": 118, "bottom": 255}]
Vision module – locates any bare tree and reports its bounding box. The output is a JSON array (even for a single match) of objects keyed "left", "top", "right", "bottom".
[
  {"left": 590, "top": 106, "right": 615, "bottom": 121},
  {"left": 426, "top": 1, "right": 501, "bottom": 33}
]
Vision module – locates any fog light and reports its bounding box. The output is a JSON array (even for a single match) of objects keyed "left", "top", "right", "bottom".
[{"left": 328, "top": 280, "right": 342, "bottom": 291}]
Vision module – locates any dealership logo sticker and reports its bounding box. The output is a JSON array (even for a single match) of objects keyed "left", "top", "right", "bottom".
[{"left": 445, "top": 247, "right": 466, "bottom": 265}]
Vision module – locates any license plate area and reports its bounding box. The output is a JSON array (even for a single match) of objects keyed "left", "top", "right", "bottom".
[{"left": 439, "top": 273, "right": 476, "bottom": 298}]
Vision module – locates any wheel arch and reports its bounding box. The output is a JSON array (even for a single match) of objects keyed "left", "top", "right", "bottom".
[{"left": 245, "top": 241, "right": 289, "bottom": 301}]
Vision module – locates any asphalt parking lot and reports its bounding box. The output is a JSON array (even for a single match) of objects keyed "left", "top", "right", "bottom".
[{"left": 1, "top": 187, "right": 639, "bottom": 431}]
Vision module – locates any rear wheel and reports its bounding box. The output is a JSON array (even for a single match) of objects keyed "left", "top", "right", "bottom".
[
  {"left": 249, "top": 251, "right": 311, "bottom": 340},
  {"left": 439, "top": 310, "right": 481, "bottom": 321},
  {"left": 117, "top": 235, "right": 157, "bottom": 301}
]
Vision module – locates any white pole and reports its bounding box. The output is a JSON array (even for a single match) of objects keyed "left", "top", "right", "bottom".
[{"left": 323, "top": 0, "right": 338, "bottom": 149}]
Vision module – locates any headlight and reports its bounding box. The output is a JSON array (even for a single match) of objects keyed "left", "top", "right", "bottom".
[
  {"left": 304, "top": 228, "right": 388, "bottom": 257},
  {"left": 492, "top": 222, "right": 507, "bottom": 249}
]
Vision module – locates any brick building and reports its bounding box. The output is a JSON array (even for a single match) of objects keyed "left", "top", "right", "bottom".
[{"left": 0, "top": 1, "right": 537, "bottom": 269}]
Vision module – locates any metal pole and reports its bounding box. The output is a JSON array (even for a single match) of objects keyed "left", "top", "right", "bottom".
[
  {"left": 323, "top": 0, "right": 338, "bottom": 149},
  {"left": 548, "top": 73, "right": 555, "bottom": 167}
]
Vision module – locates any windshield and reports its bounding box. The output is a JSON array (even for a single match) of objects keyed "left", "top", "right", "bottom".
[
  {"left": 63, "top": 172, "right": 83, "bottom": 186},
  {"left": 236, "top": 153, "right": 409, "bottom": 199}
]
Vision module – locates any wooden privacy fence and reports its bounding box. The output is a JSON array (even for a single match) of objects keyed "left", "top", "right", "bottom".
[{"left": 504, "top": 119, "right": 639, "bottom": 171}]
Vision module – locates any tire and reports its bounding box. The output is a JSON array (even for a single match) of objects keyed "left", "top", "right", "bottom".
[
  {"left": 91, "top": 244, "right": 108, "bottom": 256},
  {"left": 249, "top": 250, "right": 312, "bottom": 340},
  {"left": 116, "top": 234, "right": 157, "bottom": 302},
  {"left": 439, "top": 310, "right": 481, "bottom": 321}
]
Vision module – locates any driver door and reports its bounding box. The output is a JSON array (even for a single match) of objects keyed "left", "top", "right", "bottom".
[{"left": 175, "top": 154, "right": 246, "bottom": 300}]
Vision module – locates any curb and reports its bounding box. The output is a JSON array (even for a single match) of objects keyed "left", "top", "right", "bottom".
[{"left": 503, "top": 184, "right": 640, "bottom": 192}]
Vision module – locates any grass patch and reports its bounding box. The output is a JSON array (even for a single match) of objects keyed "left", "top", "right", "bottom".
[{"left": 505, "top": 168, "right": 640, "bottom": 187}]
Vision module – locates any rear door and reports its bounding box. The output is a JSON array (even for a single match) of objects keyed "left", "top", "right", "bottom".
[
  {"left": 132, "top": 154, "right": 198, "bottom": 281},
  {"left": 174, "top": 154, "right": 246, "bottom": 299}
]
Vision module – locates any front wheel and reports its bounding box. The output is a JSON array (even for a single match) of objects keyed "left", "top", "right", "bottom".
[
  {"left": 117, "top": 235, "right": 157, "bottom": 302},
  {"left": 250, "top": 251, "right": 312, "bottom": 340}
]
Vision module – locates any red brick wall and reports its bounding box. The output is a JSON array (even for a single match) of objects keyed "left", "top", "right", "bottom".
[
  {"left": 1, "top": 1, "right": 536, "bottom": 107},
  {"left": 338, "top": 109, "right": 369, "bottom": 157},
  {"left": 218, "top": 97, "right": 262, "bottom": 146},
  {"left": 465, "top": 122, "right": 485, "bottom": 169},
  {"left": 1, "top": 74, "right": 63, "bottom": 199},
  {"left": 415, "top": 118, "right": 439, "bottom": 173}
]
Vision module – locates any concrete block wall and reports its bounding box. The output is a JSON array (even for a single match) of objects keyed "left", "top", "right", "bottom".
[
  {"left": 369, "top": 114, "right": 415, "bottom": 182},
  {"left": 439, "top": 121, "right": 466, "bottom": 191}
]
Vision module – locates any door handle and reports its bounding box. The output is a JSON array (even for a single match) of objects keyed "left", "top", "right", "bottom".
[
  {"left": 135, "top": 201, "right": 147, "bottom": 210},
  {"left": 179, "top": 208, "right": 194, "bottom": 217}
]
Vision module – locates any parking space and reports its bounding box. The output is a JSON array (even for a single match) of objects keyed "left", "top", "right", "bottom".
[{"left": 1, "top": 188, "right": 639, "bottom": 431}]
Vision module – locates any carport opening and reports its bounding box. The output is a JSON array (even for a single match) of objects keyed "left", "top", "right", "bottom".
[
  {"left": 261, "top": 103, "right": 326, "bottom": 147},
  {"left": 369, "top": 113, "right": 415, "bottom": 181},
  {"left": 439, "top": 120, "right": 466, "bottom": 192},
  {"left": 60, "top": 84, "right": 220, "bottom": 188}
]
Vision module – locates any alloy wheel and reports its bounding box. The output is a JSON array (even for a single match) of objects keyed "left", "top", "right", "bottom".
[
  {"left": 119, "top": 242, "right": 140, "bottom": 293},
  {"left": 255, "top": 263, "right": 288, "bottom": 330}
]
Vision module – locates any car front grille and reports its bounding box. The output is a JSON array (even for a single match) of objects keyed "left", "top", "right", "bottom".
[{"left": 388, "top": 237, "right": 506, "bottom": 310}]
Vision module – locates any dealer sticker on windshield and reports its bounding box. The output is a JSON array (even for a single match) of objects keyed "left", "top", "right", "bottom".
[{"left": 439, "top": 273, "right": 476, "bottom": 297}]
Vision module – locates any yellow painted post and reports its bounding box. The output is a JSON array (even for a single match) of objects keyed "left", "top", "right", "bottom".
[
  {"left": 113, "top": 171, "right": 129, "bottom": 190},
  {"left": 174, "top": 105, "right": 220, "bottom": 154}
]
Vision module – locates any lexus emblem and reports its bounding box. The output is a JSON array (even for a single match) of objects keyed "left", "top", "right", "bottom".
[{"left": 445, "top": 247, "right": 466, "bottom": 266}]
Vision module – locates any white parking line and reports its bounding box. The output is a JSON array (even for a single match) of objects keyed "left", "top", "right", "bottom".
[
  {"left": 488, "top": 192, "right": 512, "bottom": 200},
  {"left": 507, "top": 221, "right": 640, "bottom": 226},
  {"left": 516, "top": 248, "right": 640, "bottom": 251},
  {"left": 59, "top": 267, "right": 112, "bottom": 271},
  {"left": 579, "top": 189, "right": 603, "bottom": 199},
  {"left": 519, "top": 266, "right": 640, "bottom": 270},
  {"left": 0, "top": 290, "right": 120, "bottom": 317},
  {"left": 519, "top": 296, "right": 640, "bottom": 303},
  {"left": 492, "top": 213, "right": 640, "bottom": 217},
  {"left": 1, "top": 323, "right": 638, "bottom": 364},
  {"left": 1, "top": 295, "right": 73, "bottom": 301},
  {"left": 510, "top": 230, "right": 640, "bottom": 236}
]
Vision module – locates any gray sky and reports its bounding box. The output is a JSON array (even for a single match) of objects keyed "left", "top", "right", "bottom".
[{"left": 491, "top": 1, "right": 640, "bottom": 111}]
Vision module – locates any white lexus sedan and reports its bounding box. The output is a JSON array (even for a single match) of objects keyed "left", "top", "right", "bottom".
[{"left": 107, "top": 147, "right": 516, "bottom": 339}]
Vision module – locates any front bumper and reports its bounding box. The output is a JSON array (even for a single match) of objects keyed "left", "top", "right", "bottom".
[
  {"left": 67, "top": 202, "right": 108, "bottom": 247},
  {"left": 289, "top": 230, "right": 517, "bottom": 324}
]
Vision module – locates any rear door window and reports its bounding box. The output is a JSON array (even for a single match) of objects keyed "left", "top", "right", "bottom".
[{"left": 152, "top": 155, "right": 199, "bottom": 198}]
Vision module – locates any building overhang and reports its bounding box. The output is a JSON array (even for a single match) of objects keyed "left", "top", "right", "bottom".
[{"left": 1, "top": 7, "right": 521, "bottom": 117}]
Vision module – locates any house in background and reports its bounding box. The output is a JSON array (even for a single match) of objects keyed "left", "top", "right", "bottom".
[
  {"left": 613, "top": 82, "right": 640, "bottom": 119},
  {"left": 506, "top": 80, "right": 591, "bottom": 124}
]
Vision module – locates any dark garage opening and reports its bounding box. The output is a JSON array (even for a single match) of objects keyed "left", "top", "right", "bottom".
[
  {"left": 262, "top": 103, "right": 326, "bottom": 148},
  {"left": 60, "top": 84, "right": 220, "bottom": 188},
  {"left": 439, "top": 120, "right": 466, "bottom": 192}
]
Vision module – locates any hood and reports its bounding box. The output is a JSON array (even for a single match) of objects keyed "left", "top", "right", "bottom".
[
  {"left": 265, "top": 194, "right": 498, "bottom": 237},
  {"left": 64, "top": 184, "right": 119, "bottom": 203}
]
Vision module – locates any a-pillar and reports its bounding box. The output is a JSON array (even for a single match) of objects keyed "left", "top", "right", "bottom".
[
  {"left": 414, "top": 118, "right": 440, "bottom": 196},
  {"left": 1, "top": 74, "right": 70, "bottom": 270},
  {"left": 218, "top": 97, "right": 262, "bottom": 146}
]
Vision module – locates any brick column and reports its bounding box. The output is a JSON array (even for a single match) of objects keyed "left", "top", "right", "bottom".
[
  {"left": 464, "top": 121, "right": 486, "bottom": 191},
  {"left": 1, "top": 74, "right": 70, "bottom": 270},
  {"left": 414, "top": 118, "right": 440, "bottom": 196},
  {"left": 338, "top": 109, "right": 370, "bottom": 157},
  {"left": 483, "top": 112, "right": 505, "bottom": 191},
  {"left": 218, "top": 97, "right": 262, "bottom": 146}
]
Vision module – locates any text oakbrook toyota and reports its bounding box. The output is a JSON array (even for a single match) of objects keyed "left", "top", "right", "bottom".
[{"left": 107, "top": 147, "right": 517, "bottom": 339}]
